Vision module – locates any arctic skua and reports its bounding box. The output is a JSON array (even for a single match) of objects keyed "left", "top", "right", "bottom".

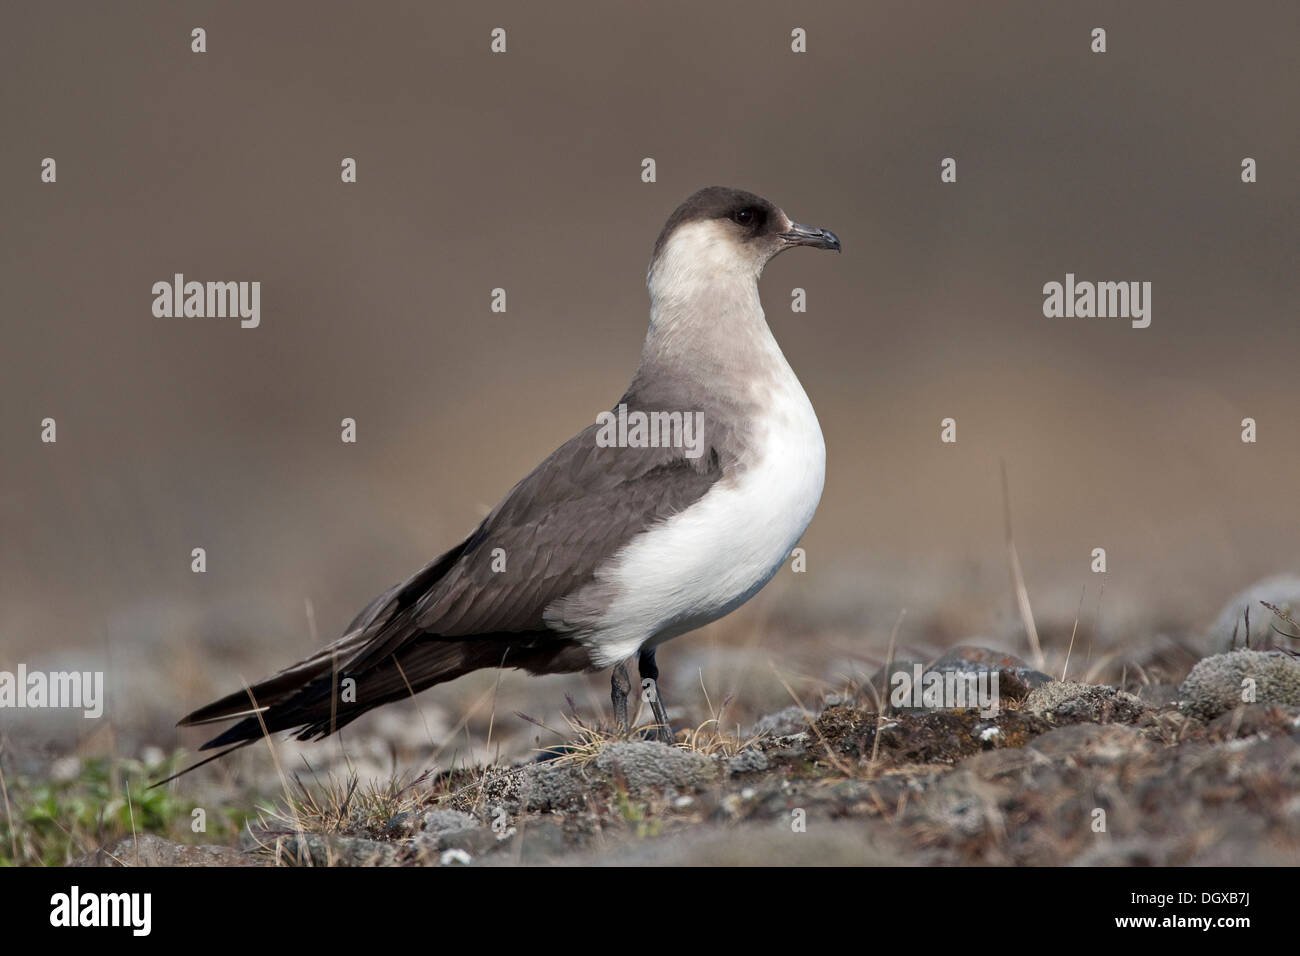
[{"left": 175, "top": 186, "right": 840, "bottom": 771}]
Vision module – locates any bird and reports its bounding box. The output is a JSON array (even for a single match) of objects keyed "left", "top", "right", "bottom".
[{"left": 171, "top": 186, "right": 840, "bottom": 778}]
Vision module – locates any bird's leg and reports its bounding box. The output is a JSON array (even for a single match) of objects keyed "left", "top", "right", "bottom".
[
  {"left": 610, "top": 661, "right": 631, "bottom": 736},
  {"left": 639, "top": 648, "right": 675, "bottom": 744}
]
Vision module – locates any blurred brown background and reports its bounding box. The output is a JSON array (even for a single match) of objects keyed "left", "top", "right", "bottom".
[{"left": 2, "top": 2, "right": 1297, "bottom": 769}]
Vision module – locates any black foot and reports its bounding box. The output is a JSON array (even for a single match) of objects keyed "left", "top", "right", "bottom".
[{"left": 639, "top": 648, "right": 675, "bottom": 744}]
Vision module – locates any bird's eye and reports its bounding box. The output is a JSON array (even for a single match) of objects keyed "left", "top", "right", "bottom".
[{"left": 733, "top": 208, "right": 754, "bottom": 226}]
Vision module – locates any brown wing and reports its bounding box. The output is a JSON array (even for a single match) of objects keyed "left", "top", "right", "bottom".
[
  {"left": 178, "top": 409, "right": 724, "bottom": 751},
  {"left": 340, "top": 416, "right": 723, "bottom": 673}
]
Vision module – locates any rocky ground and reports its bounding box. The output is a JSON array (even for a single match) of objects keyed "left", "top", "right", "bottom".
[{"left": 71, "top": 644, "right": 1300, "bottom": 867}]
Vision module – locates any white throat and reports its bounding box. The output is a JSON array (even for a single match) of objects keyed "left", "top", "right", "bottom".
[{"left": 642, "top": 220, "right": 780, "bottom": 379}]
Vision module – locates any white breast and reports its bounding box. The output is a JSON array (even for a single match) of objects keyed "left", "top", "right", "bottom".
[{"left": 582, "top": 360, "right": 826, "bottom": 668}]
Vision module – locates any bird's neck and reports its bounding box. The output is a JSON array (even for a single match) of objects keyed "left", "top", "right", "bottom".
[{"left": 635, "top": 264, "right": 792, "bottom": 404}]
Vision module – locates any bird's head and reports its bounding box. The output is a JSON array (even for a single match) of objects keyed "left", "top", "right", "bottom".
[{"left": 647, "top": 186, "right": 840, "bottom": 301}]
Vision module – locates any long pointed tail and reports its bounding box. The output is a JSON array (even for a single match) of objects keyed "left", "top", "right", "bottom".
[{"left": 171, "top": 634, "right": 513, "bottom": 768}]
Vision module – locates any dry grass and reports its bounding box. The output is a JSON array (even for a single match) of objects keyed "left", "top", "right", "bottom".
[{"left": 252, "top": 763, "right": 436, "bottom": 843}]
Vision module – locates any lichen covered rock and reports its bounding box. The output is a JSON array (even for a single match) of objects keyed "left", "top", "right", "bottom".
[{"left": 1178, "top": 650, "right": 1300, "bottom": 720}]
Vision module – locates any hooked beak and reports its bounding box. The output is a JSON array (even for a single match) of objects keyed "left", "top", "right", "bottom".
[{"left": 779, "top": 221, "right": 841, "bottom": 252}]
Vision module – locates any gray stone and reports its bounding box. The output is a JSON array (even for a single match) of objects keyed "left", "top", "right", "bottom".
[
  {"left": 1179, "top": 650, "right": 1300, "bottom": 720},
  {"left": 594, "top": 741, "right": 717, "bottom": 793},
  {"left": 727, "top": 748, "right": 771, "bottom": 774},
  {"left": 1023, "top": 682, "right": 1145, "bottom": 724},
  {"left": 72, "top": 833, "right": 257, "bottom": 867},
  {"left": 499, "top": 761, "right": 591, "bottom": 813}
]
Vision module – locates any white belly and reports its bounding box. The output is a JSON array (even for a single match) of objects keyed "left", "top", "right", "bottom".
[{"left": 583, "top": 376, "right": 826, "bottom": 668}]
